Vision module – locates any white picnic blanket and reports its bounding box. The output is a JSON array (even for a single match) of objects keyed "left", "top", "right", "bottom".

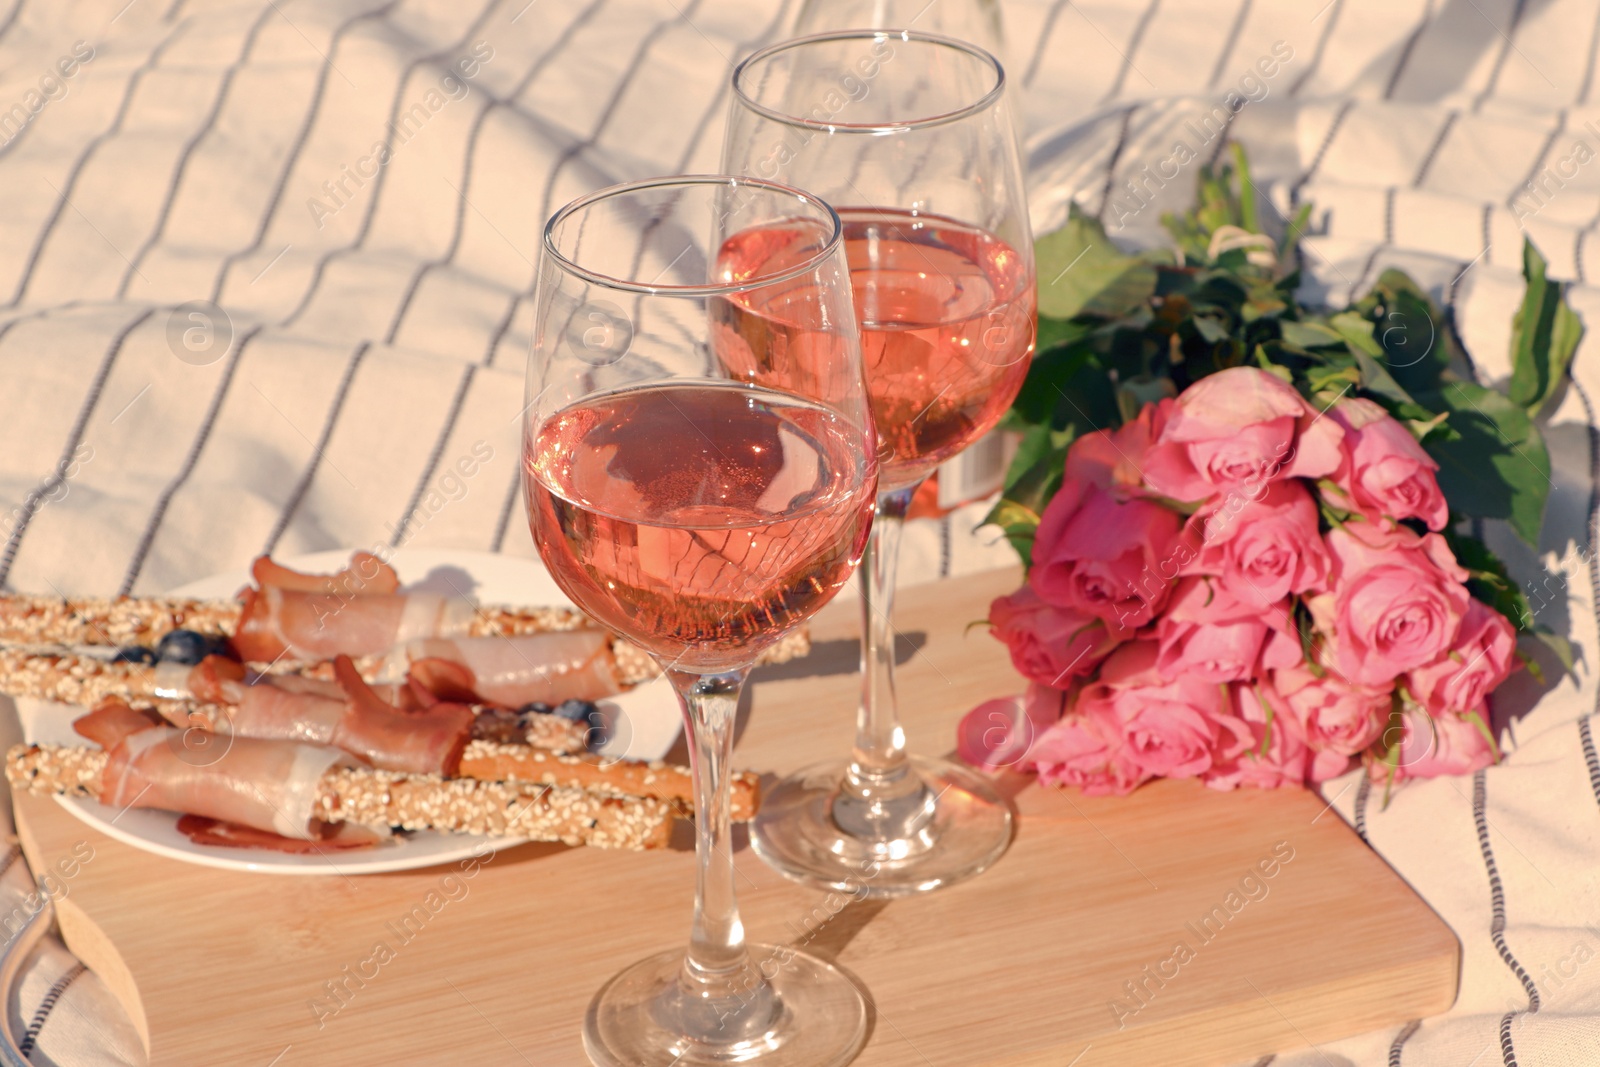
[{"left": 0, "top": 0, "right": 1597, "bottom": 1063}]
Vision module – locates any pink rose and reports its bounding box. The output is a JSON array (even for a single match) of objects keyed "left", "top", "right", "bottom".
[
  {"left": 1156, "top": 578, "right": 1300, "bottom": 683},
  {"left": 1053, "top": 641, "right": 1253, "bottom": 791},
  {"left": 1320, "top": 522, "right": 1470, "bottom": 686},
  {"left": 1273, "top": 665, "right": 1390, "bottom": 781},
  {"left": 1065, "top": 398, "right": 1172, "bottom": 493},
  {"left": 1203, "top": 684, "right": 1312, "bottom": 790},
  {"left": 1406, "top": 600, "right": 1518, "bottom": 716},
  {"left": 1183, "top": 480, "right": 1329, "bottom": 608},
  {"left": 956, "top": 684, "right": 1063, "bottom": 773},
  {"left": 1030, "top": 480, "right": 1183, "bottom": 629},
  {"left": 1024, "top": 703, "right": 1134, "bottom": 797},
  {"left": 1142, "top": 367, "right": 1344, "bottom": 503},
  {"left": 988, "top": 586, "right": 1125, "bottom": 688},
  {"left": 1327, "top": 397, "right": 1447, "bottom": 530},
  {"left": 1381, "top": 704, "right": 1498, "bottom": 781}
]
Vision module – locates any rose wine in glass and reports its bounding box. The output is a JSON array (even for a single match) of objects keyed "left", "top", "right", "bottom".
[
  {"left": 724, "top": 31, "right": 1034, "bottom": 896},
  {"left": 721, "top": 208, "right": 1034, "bottom": 489},
  {"left": 529, "top": 383, "right": 874, "bottom": 669},
  {"left": 525, "top": 177, "right": 876, "bottom": 1067}
]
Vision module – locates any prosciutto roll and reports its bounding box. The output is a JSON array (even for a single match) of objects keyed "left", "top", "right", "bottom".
[
  {"left": 406, "top": 631, "right": 621, "bottom": 707},
  {"left": 231, "top": 554, "right": 475, "bottom": 662},
  {"left": 73, "top": 700, "right": 166, "bottom": 749},
  {"left": 11, "top": 738, "right": 676, "bottom": 850},
  {"left": 101, "top": 723, "right": 358, "bottom": 841},
  {"left": 185, "top": 655, "right": 474, "bottom": 776},
  {"left": 327, "top": 657, "right": 474, "bottom": 776},
  {"left": 71, "top": 699, "right": 383, "bottom": 851}
]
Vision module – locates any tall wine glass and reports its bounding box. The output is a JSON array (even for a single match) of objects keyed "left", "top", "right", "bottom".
[
  {"left": 724, "top": 31, "right": 1035, "bottom": 896},
  {"left": 524, "top": 176, "right": 876, "bottom": 1067}
]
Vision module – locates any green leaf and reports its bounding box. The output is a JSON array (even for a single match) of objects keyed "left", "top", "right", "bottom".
[
  {"left": 1279, "top": 320, "right": 1346, "bottom": 350},
  {"left": 1009, "top": 341, "right": 1096, "bottom": 426},
  {"left": 1192, "top": 315, "right": 1230, "bottom": 344},
  {"left": 1036, "top": 315, "right": 1093, "bottom": 355},
  {"left": 1419, "top": 381, "right": 1551, "bottom": 546},
  {"left": 1508, "top": 239, "right": 1584, "bottom": 416},
  {"left": 1230, "top": 143, "right": 1259, "bottom": 236},
  {"left": 1441, "top": 526, "right": 1536, "bottom": 630},
  {"left": 1035, "top": 205, "right": 1158, "bottom": 320},
  {"left": 1405, "top": 410, "right": 1451, "bottom": 442},
  {"left": 1370, "top": 271, "right": 1453, "bottom": 395},
  {"left": 1305, "top": 363, "right": 1360, "bottom": 395},
  {"left": 1252, "top": 684, "right": 1274, "bottom": 757},
  {"left": 1463, "top": 707, "right": 1502, "bottom": 763},
  {"left": 985, "top": 426, "right": 1072, "bottom": 569},
  {"left": 1279, "top": 200, "right": 1314, "bottom": 258},
  {"left": 1524, "top": 628, "right": 1575, "bottom": 677},
  {"left": 1004, "top": 423, "right": 1073, "bottom": 492},
  {"left": 1328, "top": 311, "right": 1441, "bottom": 420},
  {"left": 1242, "top": 299, "right": 1287, "bottom": 324},
  {"left": 985, "top": 500, "right": 1045, "bottom": 569},
  {"left": 1375, "top": 692, "right": 1407, "bottom": 809},
  {"left": 1254, "top": 347, "right": 1293, "bottom": 382},
  {"left": 1328, "top": 310, "right": 1384, "bottom": 357},
  {"left": 1020, "top": 344, "right": 1121, "bottom": 440},
  {"left": 1351, "top": 349, "right": 1420, "bottom": 411},
  {"left": 1116, "top": 375, "right": 1177, "bottom": 423},
  {"left": 1294, "top": 602, "right": 1324, "bottom": 677}
]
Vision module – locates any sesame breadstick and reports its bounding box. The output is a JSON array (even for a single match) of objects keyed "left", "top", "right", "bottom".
[
  {"left": 0, "top": 653, "right": 757, "bottom": 818},
  {"left": 0, "top": 596, "right": 243, "bottom": 647},
  {"left": 0, "top": 594, "right": 813, "bottom": 676},
  {"left": 0, "top": 628, "right": 812, "bottom": 707},
  {"left": 282, "top": 628, "right": 809, "bottom": 685},
  {"left": 0, "top": 594, "right": 592, "bottom": 647},
  {"left": 128, "top": 699, "right": 757, "bottom": 820},
  {"left": 6, "top": 743, "right": 674, "bottom": 851},
  {"left": 0, "top": 648, "right": 167, "bottom": 713},
  {"left": 455, "top": 741, "right": 758, "bottom": 821},
  {"left": 0, "top": 615, "right": 810, "bottom": 689},
  {"left": 0, "top": 649, "right": 592, "bottom": 753}
]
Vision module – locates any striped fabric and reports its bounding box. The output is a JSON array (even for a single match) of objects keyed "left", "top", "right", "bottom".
[{"left": 1, "top": 0, "right": 1599, "bottom": 1064}]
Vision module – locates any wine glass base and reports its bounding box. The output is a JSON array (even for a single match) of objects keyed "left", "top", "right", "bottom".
[
  {"left": 582, "top": 944, "right": 868, "bottom": 1067},
  {"left": 750, "top": 755, "right": 1014, "bottom": 898}
]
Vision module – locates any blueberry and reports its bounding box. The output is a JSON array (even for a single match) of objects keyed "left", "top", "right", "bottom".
[
  {"left": 516, "top": 701, "right": 554, "bottom": 717},
  {"left": 551, "top": 698, "right": 597, "bottom": 723},
  {"left": 111, "top": 646, "right": 157, "bottom": 665},
  {"left": 155, "top": 629, "right": 229, "bottom": 665}
]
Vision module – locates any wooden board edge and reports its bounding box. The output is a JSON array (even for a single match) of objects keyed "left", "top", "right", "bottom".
[
  {"left": 984, "top": 933, "right": 1460, "bottom": 1067},
  {"left": 15, "top": 794, "right": 150, "bottom": 1055}
]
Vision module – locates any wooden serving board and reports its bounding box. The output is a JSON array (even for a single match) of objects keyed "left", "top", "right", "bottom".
[{"left": 13, "top": 567, "right": 1459, "bottom": 1067}]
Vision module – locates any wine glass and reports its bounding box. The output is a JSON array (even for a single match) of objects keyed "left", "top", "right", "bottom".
[
  {"left": 524, "top": 176, "right": 877, "bottom": 1067},
  {"left": 791, "top": 0, "right": 1006, "bottom": 67},
  {"left": 724, "top": 31, "right": 1035, "bottom": 896}
]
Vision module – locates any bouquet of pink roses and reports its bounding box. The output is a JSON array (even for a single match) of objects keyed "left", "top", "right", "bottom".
[
  {"left": 960, "top": 152, "right": 1579, "bottom": 794},
  {"left": 960, "top": 366, "right": 1520, "bottom": 794}
]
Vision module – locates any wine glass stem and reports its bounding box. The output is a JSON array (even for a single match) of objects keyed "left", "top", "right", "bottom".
[
  {"left": 666, "top": 666, "right": 773, "bottom": 1038},
  {"left": 838, "top": 483, "right": 933, "bottom": 837}
]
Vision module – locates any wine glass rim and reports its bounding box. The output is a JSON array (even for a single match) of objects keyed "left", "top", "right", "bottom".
[
  {"left": 731, "top": 29, "right": 1006, "bottom": 134},
  {"left": 542, "top": 175, "right": 844, "bottom": 297}
]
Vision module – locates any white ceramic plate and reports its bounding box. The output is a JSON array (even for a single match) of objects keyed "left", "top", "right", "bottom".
[{"left": 17, "top": 548, "right": 682, "bottom": 875}]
